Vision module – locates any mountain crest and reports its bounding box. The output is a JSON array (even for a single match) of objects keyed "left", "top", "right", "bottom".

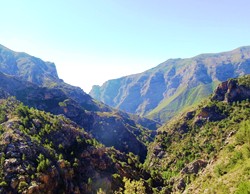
[
  {"left": 0, "top": 45, "right": 59, "bottom": 86},
  {"left": 90, "top": 46, "right": 250, "bottom": 123}
]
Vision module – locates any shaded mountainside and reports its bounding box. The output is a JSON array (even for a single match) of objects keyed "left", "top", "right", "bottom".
[
  {"left": 0, "top": 97, "right": 159, "bottom": 194},
  {"left": 0, "top": 44, "right": 58, "bottom": 86},
  {"left": 144, "top": 75, "right": 250, "bottom": 193},
  {"left": 0, "top": 44, "right": 106, "bottom": 112},
  {"left": 0, "top": 45, "right": 160, "bottom": 161},
  {"left": 90, "top": 46, "right": 250, "bottom": 123}
]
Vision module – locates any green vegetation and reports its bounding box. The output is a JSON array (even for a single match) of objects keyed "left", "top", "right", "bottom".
[
  {"left": 145, "top": 75, "right": 250, "bottom": 193},
  {"left": 0, "top": 98, "right": 109, "bottom": 193},
  {"left": 148, "top": 82, "right": 219, "bottom": 122},
  {"left": 91, "top": 47, "right": 250, "bottom": 124},
  {"left": 237, "top": 74, "right": 250, "bottom": 87},
  {"left": 0, "top": 48, "right": 249, "bottom": 194},
  {"left": 0, "top": 97, "right": 158, "bottom": 193},
  {"left": 123, "top": 177, "right": 146, "bottom": 194}
]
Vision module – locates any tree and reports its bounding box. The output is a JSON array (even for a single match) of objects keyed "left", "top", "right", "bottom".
[
  {"left": 123, "top": 177, "right": 146, "bottom": 194},
  {"left": 236, "top": 120, "right": 250, "bottom": 147}
]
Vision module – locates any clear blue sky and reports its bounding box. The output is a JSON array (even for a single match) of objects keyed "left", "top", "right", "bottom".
[{"left": 1, "top": 0, "right": 250, "bottom": 92}]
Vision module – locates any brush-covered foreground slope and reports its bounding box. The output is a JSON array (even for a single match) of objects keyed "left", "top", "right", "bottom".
[
  {"left": 0, "top": 97, "right": 161, "bottom": 194},
  {"left": 0, "top": 44, "right": 160, "bottom": 160},
  {"left": 145, "top": 75, "right": 250, "bottom": 193},
  {"left": 90, "top": 46, "right": 250, "bottom": 123}
]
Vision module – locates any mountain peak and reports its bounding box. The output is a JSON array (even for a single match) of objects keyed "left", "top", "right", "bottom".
[
  {"left": 90, "top": 46, "right": 250, "bottom": 123},
  {"left": 0, "top": 43, "right": 59, "bottom": 86}
]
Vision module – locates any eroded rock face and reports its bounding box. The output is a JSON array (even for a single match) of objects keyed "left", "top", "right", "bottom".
[
  {"left": 212, "top": 78, "right": 250, "bottom": 102},
  {"left": 181, "top": 159, "right": 208, "bottom": 175}
]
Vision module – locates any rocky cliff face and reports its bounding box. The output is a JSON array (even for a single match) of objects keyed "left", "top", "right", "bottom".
[
  {"left": 0, "top": 44, "right": 59, "bottom": 86},
  {"left": 212, "top": 75, "right": 250, "bottom": 102},
  {"left": 0, "top": 44, "right": 106, "bottom": 112},
  {"left": 90, "top": 46, "right": 250, "bottom": 123}
]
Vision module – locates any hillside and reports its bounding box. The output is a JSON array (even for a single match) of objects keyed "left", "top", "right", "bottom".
[
  {"left": 1, "top": 43, "right": 250, "bottom": 193},
  {"left": 0, "top": 74, "right": 249, "bottom": 194},
  {"left": 0, "top": 44, "right": 106, "bottom": 112},
  {"left": 0, "top": 44, "right": 160, "bottom": 161},
  {"left": 0, "top": 97, "right": 160, "bottom": 193},
  {"left": 90, "top": 46, "right": 250, "bottom": 123},
  {"left": 145, "top": 75, "right": 250, "bottom": 193}
]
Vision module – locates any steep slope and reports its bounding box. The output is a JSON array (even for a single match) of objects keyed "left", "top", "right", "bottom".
[
  {"left": 0, "top": 44, "right": 160, "bottom": 161},
  {"left": 90, "top": 46, "right": 250, "bottom": 123},
  {"left": 0, "top": 44, "right": 58, "bottom": 86},
  {"left": 0, "top": 44, "right": 106, "bottom": 112},
  {"left": 0, "top": 97, "right": 159, "bottom": 193},
  {"left": 145, "top": 75, "right": 250, "bottom": 193}
]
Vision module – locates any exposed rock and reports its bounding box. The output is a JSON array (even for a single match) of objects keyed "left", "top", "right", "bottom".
[
  {"left": 181, "top": 159, "right": 208, "bottom": 175},
  {"left": 176, "top": 178, "right": 186, "bottom": 191},
  {"left": 0, "top": 44, "right": 159, "bottom": 160},
  {"left": 194, "top": 105, "right": 227, "bottom": 127},
  {"left": 212, "top": 77, "right": 250, "bottom": 102},
  {"left": 90, "top": 46, "right": 250, "bottom": 123},
  {"left": 0, "top": 99, "right": 155, "bottom": 193},
  {"left": 10, "top": 178, "right": 19, "bottom": 189}
]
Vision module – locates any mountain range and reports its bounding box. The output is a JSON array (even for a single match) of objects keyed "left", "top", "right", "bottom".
[
  {"left": 0, "top": 44, "right": 160, "bottom": 161},
  {"left": 90, "top": 46, "right": 250, "bottom": 123},
  {"left": 0, "top": 44, "right": 249, "bottom": 193}
]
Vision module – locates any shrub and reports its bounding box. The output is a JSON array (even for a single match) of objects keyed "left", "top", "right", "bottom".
[
  {"left": 18, "top": 181, "right": 28, "bottom": 192},
  {"left": 123, "top": 177, "right": 146, "bottom": 194},
  {"left": 0, "top": 181, "right": 7, "bottom": 187},
  {"left": 37, "top": 154, "right": 51, "bottom": 172},
  {"left": 236, "top": 120, "right": 250, "bottom": 147},
  {"left": 235, "top": 181, "right": 250, "bottom": 194}
]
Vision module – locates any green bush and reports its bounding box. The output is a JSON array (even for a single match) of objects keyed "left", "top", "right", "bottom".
[
  {"left": 37, "top": 154, "right": 51, "bottom": 172},
  {"left": 0, "top": 181, "right": 7, "bottom": 187},
  {"left": 18, "top": 181, "right": 28, "bottom": 192},
  {"left": 236, "top": 120, "right": 250, "bottom": 147},
  {"left": 235, "top": 181, "right": 250, "bottom": 194}
]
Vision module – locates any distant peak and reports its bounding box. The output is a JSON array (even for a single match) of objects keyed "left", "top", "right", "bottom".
[
  {"left": 0, "top": 43, "right": 11, "bottom": 50},
  {"left": 234, "top": 45, "right": 250, "bottom": 52}
]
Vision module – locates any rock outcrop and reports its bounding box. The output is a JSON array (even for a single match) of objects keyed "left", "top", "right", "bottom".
[{"left": 212, "top": 76, "right": 250, "bottom": 102}]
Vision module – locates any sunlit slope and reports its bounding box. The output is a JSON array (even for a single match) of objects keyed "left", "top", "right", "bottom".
[
  {"left": 145, "top": 75, "right": 250, "bottom": 193},
  {"left": 90, "top": 46, "right": 250, "bottom": 123}
]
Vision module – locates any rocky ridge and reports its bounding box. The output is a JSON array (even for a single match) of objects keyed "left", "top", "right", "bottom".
[{"left": 90, "top": 46, "right": 250, "bottom": 123}]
